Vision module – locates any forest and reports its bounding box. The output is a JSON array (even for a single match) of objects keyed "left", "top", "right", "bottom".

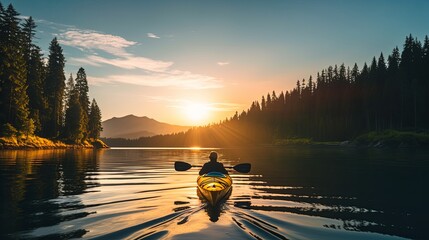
[
  {"left": 104, "top": 34, "right": 429, "bottom": 147},
  {"left": 0, "top": 2, "right": 102, "bottom": 144}
]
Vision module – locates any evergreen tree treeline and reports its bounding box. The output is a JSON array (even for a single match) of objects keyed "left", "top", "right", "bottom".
[
  {"left": 0, "top": 2, "right": 102, "bottom": 143},
  {"left": 239, "top": 34, "right": 429, "bottom": 141},
  {"left": 107, "top": 34, "right": 429, "bottom": 147}
]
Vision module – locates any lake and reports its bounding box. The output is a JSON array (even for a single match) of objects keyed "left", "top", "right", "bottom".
[{"left": 0, "top": 146, "right": 427, "bottom": 239}]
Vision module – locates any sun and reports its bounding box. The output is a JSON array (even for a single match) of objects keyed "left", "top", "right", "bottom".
[{"left": 184, "top": 103, "right": 210, "bottom": 123}]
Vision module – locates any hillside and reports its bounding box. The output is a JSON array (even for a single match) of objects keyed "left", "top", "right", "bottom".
[{"left": 101, "top": 115, "right": 191, "bottom": 139}]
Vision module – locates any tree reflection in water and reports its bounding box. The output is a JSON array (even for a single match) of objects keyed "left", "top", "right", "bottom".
[{"left": 0, "top": 149, "right": 102, "bottom": 238}]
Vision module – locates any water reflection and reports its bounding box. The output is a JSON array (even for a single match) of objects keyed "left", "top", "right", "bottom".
[
  {"left": 0, "top": 147, "right": 426, "bottom": 239},
  {"left": 0, "top": 149, "right": 101, "bottom": 239},
  {"left": 225, "top": 146, "right": 427, "bottom": 239},
  {"left": 197, "top": 187, "right": 232, "bottom": 222}
]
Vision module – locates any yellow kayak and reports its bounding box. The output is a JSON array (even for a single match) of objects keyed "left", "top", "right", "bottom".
[{"left": 197, "top": 172, "right": 232, "bottom": 206}]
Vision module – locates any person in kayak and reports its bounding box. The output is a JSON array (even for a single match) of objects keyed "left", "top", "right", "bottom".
[{"left": 199, "top": 151, "right": 228, "bottom": 175}]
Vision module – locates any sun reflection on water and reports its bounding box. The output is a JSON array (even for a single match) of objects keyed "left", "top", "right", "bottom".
[{"left": 0, "top": 147, "right": 425, "bottom": 239}]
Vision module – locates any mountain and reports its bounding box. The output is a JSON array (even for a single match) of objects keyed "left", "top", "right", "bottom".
[{"left": 101, "top": 115, "right": 191, "bottom": 139}]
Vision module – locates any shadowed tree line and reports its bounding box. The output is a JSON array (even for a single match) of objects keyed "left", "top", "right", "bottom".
[
  {"left": 104, "top": 34, "right": 429, "bottom": 147},
  {"left": 0, "top": 2, "right": 102, "bottom": 143}
]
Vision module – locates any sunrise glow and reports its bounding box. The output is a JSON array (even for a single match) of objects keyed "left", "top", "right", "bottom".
[{"left": 184, "top": 103, "right": 210, "bottom": 123}]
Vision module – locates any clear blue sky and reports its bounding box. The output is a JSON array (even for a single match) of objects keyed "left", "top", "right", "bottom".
[{"left": 5, "top": 0, "right": 429, "bottom": 125}]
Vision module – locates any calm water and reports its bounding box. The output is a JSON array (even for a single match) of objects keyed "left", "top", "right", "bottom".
[{"left": 0, "top": 147, "right": 427, "bottom": 239}]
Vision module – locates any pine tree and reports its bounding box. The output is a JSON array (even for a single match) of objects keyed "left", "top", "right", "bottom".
[
  {"left": 21, "top": 16, "right": 36, "bottom": 68},
  {"left": 422, "top": 36, "right": 429, "bottom": 128},
  {"left": 88, "top": 99, "right": 102, "bottom": 139},
  {"left": 351, "top": 63, "right": 359, "bottom": 82},
  {"left": 75, "top": 67, "right": 90, "bottom": 138},
  {"left": 0, "top": 1, "right": 5, "bottom": 71},
  {"left": 0, "top": 4, "right": 29, "bottom": 132},
  {"left": 0, "top": 3, "right": 6, "bottom": 124},
  {"left": 387, "top": 47, "right": 401, "bottom": 128},
  {"left": 27, "top": 45, "right": 46, "bottom": 134},
  {"left": 20, "top": 15, "right": 47, "bottom": 135},
  {"left": 64, "top": 87, "right": 84, "bottom": 143},
  {"left": 44, "top": 37, "right": 65, "bottom": 137}
]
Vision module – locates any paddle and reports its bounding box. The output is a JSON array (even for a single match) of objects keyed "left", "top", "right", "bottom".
[{"left": 174, "top": 161, "right": 251, "bottom": 173}]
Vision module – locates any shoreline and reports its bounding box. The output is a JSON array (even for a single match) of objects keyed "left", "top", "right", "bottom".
[
  {"left": 3, "top": 130, "right": 428, "bottom": 150},
  {"left": 0, "top": 136, "right": 109, "bottom": 150},
  {"left": 273, "top": 130, "right": 429, "bottom": 148}
]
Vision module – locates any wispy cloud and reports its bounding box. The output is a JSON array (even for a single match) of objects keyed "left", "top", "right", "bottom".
[
  {"left": 80, "top": 55, "right": 173, "bottom": 72},
  {"left": 58, "top": 29, "right": 136, "bottom": 57},
  {"left": 147, "top": 33, "right": 160, "bottom": 39},
  {"left": 217, "top": 61, "right": 230, "bottom": 66},
  {"left": 17, "top": 15, "right": 30, "bottom": 20},
  {"left": 35, "top": 18, "right": 76, "bottom": 31},
  {"left": 69, "top": 57, "right": 102, "bottom": 67},
  {"left": 88, "top": 71, "right": 222, "bottom": 89},
  {"left": 148, "top": 97, "right": 242, "bottom": 111},
  {"left": 207, "top": 102, "right": 243, "bottom": 112},
  {"left": 37, "top": 20, "right": 223, "bottom": 89},
  {"left": 61, "top": 29, "right": 172, "bottom": 72}
]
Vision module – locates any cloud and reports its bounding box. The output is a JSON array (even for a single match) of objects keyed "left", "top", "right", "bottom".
[
  {"left": 69, "top": 57, "right": 102, "bottom": 67},
  {"left": 217, "top": 61, "right": 230, "bottom": 66},
  {"left": 78, "top": 55, "right": 173, "bottom": 72},
  {"left": 207, "top": 102, "right": 243, "bottom": 112},
  {"left": 17, "top": 15, "right": 30, "bottom": 20},
  {"left": 36, "top": 20, "right": 223, "bottom": 88},
  {"left": 58, "top": 29, "right": 136, "bottom": 57},
  {"left": 148, "top": 97, "right": 242, "bottom": 112},
  {"left": 58, "top": 29, "right": 173, "bottom": 72},
  {"left": 35, "top": 18, "right": 76, "bottom": 32},
  {"left": 88, "top": 70, "right": 222, "bottom": 89},
  {"left": 147, "top": 33, "right": 160, "bottom": 39}
]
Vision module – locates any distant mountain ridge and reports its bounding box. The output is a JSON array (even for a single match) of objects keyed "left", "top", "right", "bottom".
[{"left": 101, "top": 115, "right": 191, "bottom": 139}]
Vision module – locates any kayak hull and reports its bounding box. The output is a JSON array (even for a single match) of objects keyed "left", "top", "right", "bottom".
[{"left": 197, "top": 172, "right": 232, "bottom": 206}]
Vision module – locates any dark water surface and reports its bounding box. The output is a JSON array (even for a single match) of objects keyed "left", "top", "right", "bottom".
[{"left": 0, "top": 147, "right": 427, "bottom": 239}]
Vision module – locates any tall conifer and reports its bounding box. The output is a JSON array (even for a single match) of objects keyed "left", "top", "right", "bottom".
[
  {"left": 0, "top": 4, "right": 29, "bottom": 131},
  {"left": 27, "top": 46, "right": 46, "bottom": 134},
  {"left": 44, "top": 37, "right": 65, "bottom": 137},
  {"left": 88, "top": 99, "right": 102, "bottom": 139},
  {"left": 64, "top": 87, "right": 84, "bottom": 143},
  {"left": 75, "top": 67, "right": 90, "bottom": 137}
]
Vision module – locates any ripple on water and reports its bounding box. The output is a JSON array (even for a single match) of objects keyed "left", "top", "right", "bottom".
[{"left": 1, "top": 148, "right": 423, "bottom": 239}]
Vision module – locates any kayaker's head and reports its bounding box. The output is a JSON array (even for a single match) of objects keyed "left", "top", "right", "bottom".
[{"left": 209, "top": 151, "right": 218, "bottom": 162}]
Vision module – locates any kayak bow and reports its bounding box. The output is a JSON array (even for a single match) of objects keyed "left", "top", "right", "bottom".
[{"left": 197, "top": 172, "right": 232, "bottom": 206}]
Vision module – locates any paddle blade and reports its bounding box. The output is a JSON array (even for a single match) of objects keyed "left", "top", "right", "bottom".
[
  {"left": 174, "top": 161, "right": 192, "bottom": 171},
  {"left": 233, "top": 163, "right": 251, "bottom": 173}
]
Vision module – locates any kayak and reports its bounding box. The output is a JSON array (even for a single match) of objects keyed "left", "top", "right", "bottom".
[{"left": 197, "top": 172, "right": 232, "bottom": 206}]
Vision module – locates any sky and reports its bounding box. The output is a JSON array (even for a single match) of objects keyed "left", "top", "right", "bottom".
[{"left": 5, "top": 0, "right": 429, "bottom": 126}]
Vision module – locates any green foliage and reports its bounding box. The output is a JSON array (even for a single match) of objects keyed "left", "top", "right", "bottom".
[
  {"left": 22, "top": 118, "right": 35, "bottom": 137},
  {"left": 75, "top": 67, "right": 90, "bottom": 137},
  {"left": 64, "top": 89, "right": 84, "bottom": 144},
  {"left": 273, "top": 138, "right": 313, "bottom": 145},
  {"left": 88, "top": 99, "right": 102, "bottom": 139},
  {"left": 44, "top": 37, "right": 65, "bottom": 138},
  {"left": 1, "top": 123, "right": 17, "bottom": 137},
  {"left": 0, "top": 4, "right": 30, "bottom": 132},
  {"left": 355, "top": 130, "right": 429, "bottom": 147},
  {"left": 21, "top": 16, "right": 36, "bottom": 66},
  {"left": 0, "top": 2, "right": 104, "bottom": 147},
  {"left": 26, "top": 45, "right": 47, "bottom": 134}
]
